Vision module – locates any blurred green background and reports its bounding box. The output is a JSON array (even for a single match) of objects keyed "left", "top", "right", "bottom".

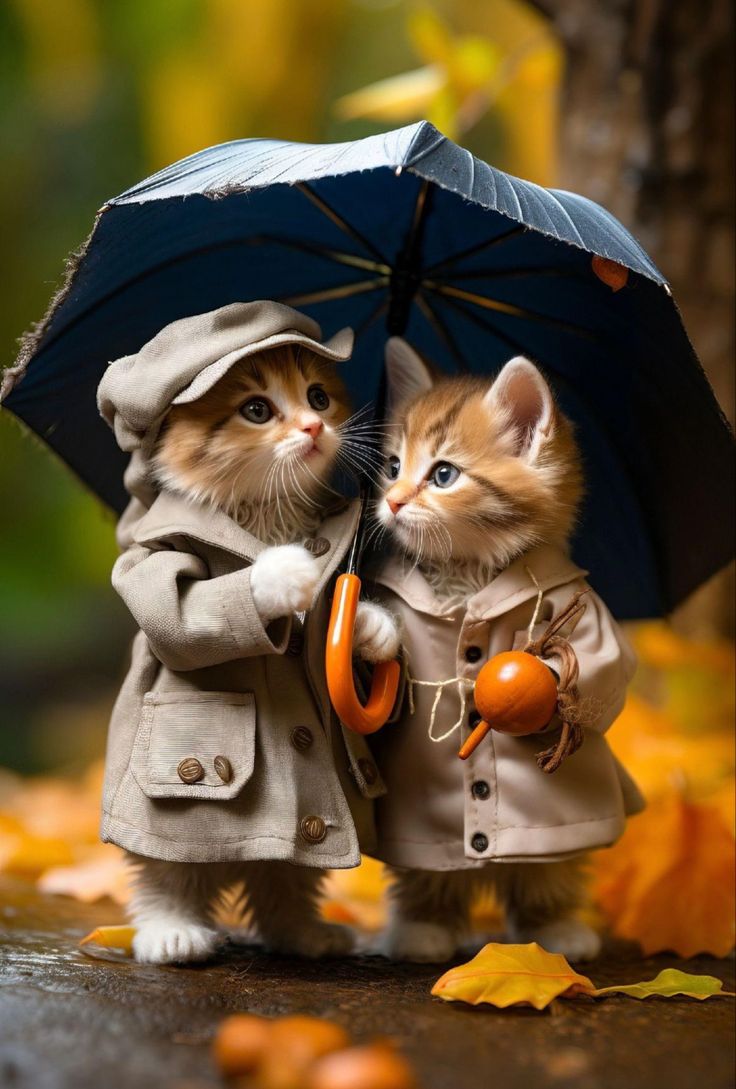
[{"left": 0, "top": 0, "right": 732, "bottom": 773}]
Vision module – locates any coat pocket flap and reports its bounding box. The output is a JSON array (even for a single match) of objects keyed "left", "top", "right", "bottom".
[{"left": 132, "top": 691, "right": 256, "bottom": 800}]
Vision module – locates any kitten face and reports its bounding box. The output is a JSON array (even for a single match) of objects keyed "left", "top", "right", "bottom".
[
  {"left": 377, "top": 339, "right": 583, "bottom": 570},
  {"left": 155, "top": 345, "right": 352, "bottom": 512}
]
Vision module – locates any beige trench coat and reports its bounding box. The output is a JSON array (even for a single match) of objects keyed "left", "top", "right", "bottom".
[
  {"left": 369, "top": 545, "right": 644, "bottom": 870},
  {"left": 101, "top": 491, "right": 387, "bottom": 867}
]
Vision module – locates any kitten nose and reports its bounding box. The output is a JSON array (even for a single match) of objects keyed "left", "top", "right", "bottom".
[
  {"left": 387, "top": 497, "right": 406, "bottom": 516},
  {"left": 301, "top": 419, "right": 323, "bottom": 439}
]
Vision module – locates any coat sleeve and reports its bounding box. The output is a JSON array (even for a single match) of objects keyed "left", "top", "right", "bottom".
[
  {"left": 537, "top": 581, "right": 637, "bottom": 734},
  {"left": 112, "top": 543, "right": 290, "bottom": 671}
]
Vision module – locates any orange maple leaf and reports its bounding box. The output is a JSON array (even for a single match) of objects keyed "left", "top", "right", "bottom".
[{"left": 594, "top": 793, "right": 735, "bottom": 958}]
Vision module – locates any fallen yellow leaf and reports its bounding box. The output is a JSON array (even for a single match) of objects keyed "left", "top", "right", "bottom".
[
  {"left": 431, "top": 942, "right": 592, "bottom": 1010},
  {"left": 590, "top": 968, "right": 735, "bottom": 1000},
  {"left": 79, "top": 925, "right": 135, "bottom": 954}
]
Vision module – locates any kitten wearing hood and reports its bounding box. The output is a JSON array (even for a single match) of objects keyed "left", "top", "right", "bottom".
[{"left": 124, "top": 342, "right": 399, "bottom": 964}]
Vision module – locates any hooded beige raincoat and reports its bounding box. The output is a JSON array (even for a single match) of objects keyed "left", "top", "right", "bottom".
[
  {"left": 97, "top": 302, "right": 386, "bottom": 868},
  {"left": 369, "top": 545, "right": 644, "bottom": 870}
]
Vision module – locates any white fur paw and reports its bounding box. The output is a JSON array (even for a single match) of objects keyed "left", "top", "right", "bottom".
[
  {"left": 132, "top": 921, "right": 220, "bottom": 965},
  {"left": 510, "top": 918, "right": 602, "bottom": 962},
  {"left": 264, "top": 921, "right": 354, "bottom": 959},
  {"left": 373, "top": 921, "right": 458, "bottom": 963},
  {"left": 353, "top": 601, "right": 400, "bottom": 663},
  {"left": 250, "top": 544, "right": 320, "bottom": 620}
]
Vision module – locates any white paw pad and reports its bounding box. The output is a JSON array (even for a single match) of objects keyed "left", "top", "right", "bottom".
[
  {"left": 132, "top": 921, "right": 220, "bottom": 964},
  {"left": 251, "top": 544, "right": 320, "bottom": 620},
  {"left": 353, "top": 602, "right": 400, "bottom": 663}
]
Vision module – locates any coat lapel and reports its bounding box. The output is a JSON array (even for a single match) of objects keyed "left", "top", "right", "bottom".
[
  {"left": 132, "top": 492, "right": 264, "bottom": 560},
  {"left": 132, "top": 490, "right": 361, "bottom": 591},
  {"left": 467, "top": 545, "right": 588, "bottom": 620},
  {"left": 372, "top": 545, "right": 587, "bottom": 620}
]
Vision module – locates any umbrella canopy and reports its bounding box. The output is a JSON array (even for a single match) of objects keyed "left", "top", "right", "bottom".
[{"left": 2, "top": 121, "right": 732, "bottom": 619}]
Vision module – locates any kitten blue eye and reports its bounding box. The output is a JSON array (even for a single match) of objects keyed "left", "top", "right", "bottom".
[
  {"left": 386, "top": 455, "right": 400, "bottom": 480},
  {"left": 307, "top": 385, "right": 330, "bottom": 411},
  {"left": 241, "top": 398, "right": 273, "bottom": 424},
  {"left": 431, "top": 462, "right": 460, "bottom": 488}
]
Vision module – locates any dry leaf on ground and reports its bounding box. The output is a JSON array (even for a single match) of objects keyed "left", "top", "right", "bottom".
[
  {"left": 79, "top": 925, "right": 135, "bottom": 954},
  {"left": 431, "top": 942, "right": 593, "bottom": 1010},
  {"left": 590, "top": 968, "right": 735, "bottom": 1000},
  {"left": 431, "top": 945, "right": 734, "bottom": 1012}
]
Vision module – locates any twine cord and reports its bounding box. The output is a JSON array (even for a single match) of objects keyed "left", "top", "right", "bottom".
[
  {"left": 405, "top": 567, "right": 591, "bottom": 770},
  {"left": 408, "top": 674, "right": 475, "bottom": 742},
  {"left": 523, "top": 585, "right": 590, "bottom": 774}
]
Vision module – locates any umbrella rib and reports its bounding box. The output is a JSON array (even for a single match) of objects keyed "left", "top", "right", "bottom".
[
  {"left": 278, "top": 276, "right": 389, "bottom": 307},
  {"left": 424, "top": 225, "right": 526, "bottom": 276},
  {"left": 353, "top": 297, "right": 389, "bottom": 338},
  {"left": 415, "top": 290, "right": 469, "bottom": 372},
  {"left": 431, "top": 291, "right": 543, "bottom": 358},
  {"left": 248, "top": 234, "right": 390, "bottom": 274},
  {"left": 408, "top": 178, "right": 432, "bottom": 241},
  {"left": 440, "top": 265, "right": 587, "bottom": 283},
  {"left": 425, "top": 282, "right": 597, "bottom": 340},
  {"left": 296, "top": 183, "right": 388, "bottom": 264}
]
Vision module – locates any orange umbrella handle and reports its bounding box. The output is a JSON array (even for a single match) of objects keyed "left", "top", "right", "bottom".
[{"left": 326, "top": 572, "right": 401, "bottom": 735}]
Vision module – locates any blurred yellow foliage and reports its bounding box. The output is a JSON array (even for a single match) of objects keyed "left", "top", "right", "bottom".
[
  {"left": 335, "top": 2, "right": 561, "bottom": 184},
  {"left": 12, "top": 0, "right": 103, "bottom": 122},
  {"left": 142, "top": 0, "right": 342, "bottom": 169}
]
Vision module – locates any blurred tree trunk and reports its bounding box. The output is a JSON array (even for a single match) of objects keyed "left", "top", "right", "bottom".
[{"left": 531, "top": 0, "right": 734, "bottom": 636}]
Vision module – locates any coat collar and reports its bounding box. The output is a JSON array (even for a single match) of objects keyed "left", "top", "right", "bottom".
[
  {"left": 373, "top": 544, "right": 587, "bottom": 620},
  {"left": 132, "top": 490, "right": 360, "bottom": 577}
]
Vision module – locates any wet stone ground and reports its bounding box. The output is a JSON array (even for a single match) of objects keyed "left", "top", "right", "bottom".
[{"left": 0, "top": 876, "right": 734, "bottom": 1089}]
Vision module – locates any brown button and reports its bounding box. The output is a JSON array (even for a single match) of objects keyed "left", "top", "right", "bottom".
[
  {"left": 213, "top": 755, "right": 233, "bottom": 783},
  {"left": 299, "top": 815, "right": 327, "bottom": 844},
  {"left": 177, "top": 757, "right": 204, "bottom": 784},
  {"left": 357, "top": 758, "right": 378, "bottom": 785},
  {"left": 287, "top": 632, "right": 304, "bottom": 656},
  {"left": 291, "top": 726, "right": 314, "bottom": 752},
  {"left": 465, "top": 645, "right": 483, "bottom": 663},
  {"left": 304, "top": 536, "right": 330, "bottom": 557}
]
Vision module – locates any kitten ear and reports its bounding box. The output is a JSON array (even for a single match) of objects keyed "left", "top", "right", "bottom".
[
  {"left": 384, "top": 337, "right": 433, "bottom": 413},
  {"left": 485, "top": 356, "right": 555, "bottom": 458}
]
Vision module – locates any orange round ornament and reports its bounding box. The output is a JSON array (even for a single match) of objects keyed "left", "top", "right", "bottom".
[{"left": 458, "top": 650, "right": 558, "bottom": 760}]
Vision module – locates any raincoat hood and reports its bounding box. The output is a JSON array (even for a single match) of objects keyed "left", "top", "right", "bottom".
[{"left": 96, "top": 300, "right": 354, "bottom": 547}]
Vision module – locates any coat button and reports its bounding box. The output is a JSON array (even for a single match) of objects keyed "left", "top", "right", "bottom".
[
  {"left": 287, "top": 631, "right": 304, "bottom": 656},
  {"left": 213, "top": 755, "right": 233, "bottom": 783},
  {"left": 468, "top": 710, "right": 482, "bottom": 728},
  {"left": 304, "top": 536, "right": 330, "bottom": 557},
  {"left": 357, "top": 758, "right": 378, "bottom": 785},
  {"left": 471, "top": 780, "right": 490, "bottom": 800},
  {"left": 177, "top": 757, "right": 204, "bottom": 784},
  {"left": 291, "top": 726, "right": 314, "bottom": 752},
  {"left": 300, "top": 815, "right": 327, "bottom": 844},
  {"left": 471, "top": 832, "right": 489, "bottom": 853},
  {"left": 465, "top": 645, "right": 483, "bottom": 663}
]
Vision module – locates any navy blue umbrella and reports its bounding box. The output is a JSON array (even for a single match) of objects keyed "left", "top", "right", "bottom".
[{"left": 1, "top": 121, "right": 732, "bottom": 619}]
